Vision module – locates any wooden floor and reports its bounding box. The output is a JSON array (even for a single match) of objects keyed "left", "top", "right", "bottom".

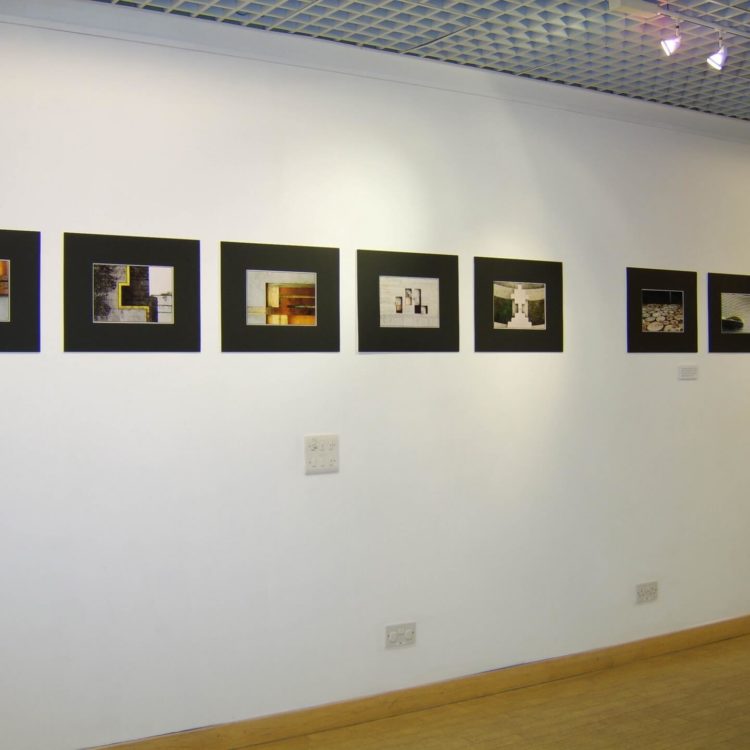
[{"left": 250, "top": 634, "right": 750, "bottom": 750}]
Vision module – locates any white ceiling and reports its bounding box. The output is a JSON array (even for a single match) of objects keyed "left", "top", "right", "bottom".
[{"left": 85, "top": 0, "right": 750, "bottom": 120}]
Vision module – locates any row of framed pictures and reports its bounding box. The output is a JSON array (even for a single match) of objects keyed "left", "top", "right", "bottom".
[{"left": 0, "top": 229, "right": 748, "bottom": 354}]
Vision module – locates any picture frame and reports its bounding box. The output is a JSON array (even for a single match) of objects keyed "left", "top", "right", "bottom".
[
  {"left": 64, "top": 232, "right": 200, "bottom": 352},
  {"left": 221, "top": 242, "right": 339, "bottom": 352},
  {"left": 0, "top": 229, "right": 40, "bottom": 352},
  {"left": 708, "top": 272, "right": 750, "bottom": 353},
  {"left": 626, "top": 267, "right": 697, "bottom": 353},
  {"left": 357, "top": 249, "right": 458, "bottom": 352},
  {"left": 474, "top": 256, "right": 563, "bottom": 352}
]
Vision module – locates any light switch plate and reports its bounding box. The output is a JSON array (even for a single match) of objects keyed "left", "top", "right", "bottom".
[
  {"left": 385, "top": 622, "right": 416, "bottom": 649},
  {"left": 304, "top": 434, "right": 339, "bottom": 475}
]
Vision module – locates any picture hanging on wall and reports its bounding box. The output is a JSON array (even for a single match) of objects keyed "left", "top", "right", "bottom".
[
  {"left": 64, "top": 233, "right": 200, "bottom": 352},
  {"left": 0, "top": 229, "right": 40, "bottom": 352},
  {"left": 707, "top": 272, "right": 750, "bottom": 353},
  {"left": 474, "top": 256, "right": 563, "bottom": 352},
  {"left": 626, "top": 267, "right": 697, "bottom": 353},
  {"left": 221, "top": 242, "right": 339, "bottom": 352},
  {"left": 357, "top": 249, "right": 458, "bottom": 352}
]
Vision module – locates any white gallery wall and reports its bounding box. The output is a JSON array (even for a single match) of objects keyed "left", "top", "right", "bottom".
[{"left": 1, "top": 1, "right": 750, "bottom": 748}]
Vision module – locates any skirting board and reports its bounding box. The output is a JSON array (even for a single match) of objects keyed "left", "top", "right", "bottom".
[{"left": 94, "top": 614, "right": 750, "bottom": 750}]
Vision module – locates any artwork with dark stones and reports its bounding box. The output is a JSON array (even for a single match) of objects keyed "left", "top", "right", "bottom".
[
  {"left": 93, "top": 264, "right": 174, "bottom": 324},
  {"left": 707, "top": 273, "right": 750, "bottom": 353},
  {"left": 720, "top": 293, "right": 750, "bottom": 333}
]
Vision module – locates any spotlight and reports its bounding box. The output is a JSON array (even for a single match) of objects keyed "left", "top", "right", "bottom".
[
  {"left": 661, "top": 24, "right": 681, "bottom": 56},
  {"left": 707, "top": 35, "right": 727, "bottom": 70}
]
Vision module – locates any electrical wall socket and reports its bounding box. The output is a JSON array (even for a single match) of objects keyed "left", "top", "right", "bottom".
[
  {"left": 636, "top": 581, "right": 658, "bottom": 604},
  {"left": 385, "top": 622, "right": 416, "bottom": 649},
  {"left": 304, "top": 434, "right": 339, "bottom": 475}
]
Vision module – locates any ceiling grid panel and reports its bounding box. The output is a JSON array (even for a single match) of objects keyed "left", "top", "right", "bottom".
[{"left": 86, "top": 0, "right": 750, "bottom": 119}]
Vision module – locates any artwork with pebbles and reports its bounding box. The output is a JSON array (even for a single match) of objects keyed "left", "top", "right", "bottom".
[{"left": 641, "top": 289, "right": 684, "bottom": 333}]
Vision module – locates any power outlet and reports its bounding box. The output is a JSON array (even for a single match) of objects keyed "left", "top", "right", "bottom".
[
  {"left": 636, "top": 581, "right": 658, "bottom": 604},
  {"left": 304, "top": 434, "right": 339, "bottom": 475},
  {"left": 385, "top": 622, "right": 416, "bottom": 649}
]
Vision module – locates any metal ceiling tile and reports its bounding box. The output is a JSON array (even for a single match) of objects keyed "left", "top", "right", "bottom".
[{"left": 85, "top": 0, "right": 750, "bottom": 120}]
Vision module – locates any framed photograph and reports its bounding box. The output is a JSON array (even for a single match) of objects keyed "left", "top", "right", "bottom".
[
  {"left": 626, "top": 267, "right": 697, "bottom": 353},
  {"left": 0, "top": 229, "right": 40, "bottom": 352},
  {"left": 64, "top": 233, "right": 200, "bottom": 352},
  {"left": 474, "top": 256, "right": 563, "bottom": 352},
  {"left": 221, "top": 242, "right": 339, "bottom": 352},
  {"left": 357, "top": 249, "right": 458, "bottom": 352},
  {"left": 708, "top": 272, "right": 750, "bottom": 353}
]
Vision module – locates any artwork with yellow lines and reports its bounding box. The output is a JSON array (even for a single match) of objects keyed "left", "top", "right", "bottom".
[
  {"left": 93, "top": 264, "right": 174, "bottom": 324},
  {"left": 0, "top": 259, "right": 9, "bottom": 323}
]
